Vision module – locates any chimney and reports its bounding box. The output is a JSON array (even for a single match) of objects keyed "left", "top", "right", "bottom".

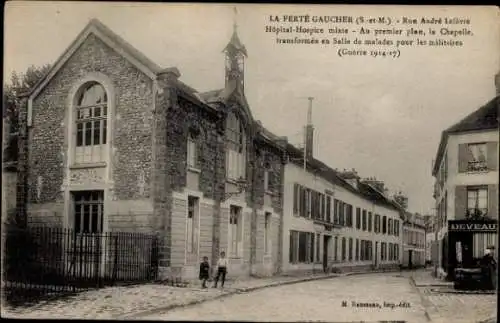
[
  {"left": 495, "top": 70, "right": 500, "bottom": 96},
  {"left": 363, "top": 177, "right": 385, "bottom": 193},
  {"left": 304, "top": 97, "right": 314, "bottom": 159},
  {"left": 393, "top": 191, "right": 409, "bottom": 210},
  {"left": 338, "top": 168, "right": 360, "bottom": 188}
]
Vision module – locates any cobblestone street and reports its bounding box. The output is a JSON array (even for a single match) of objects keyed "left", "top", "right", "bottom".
[
  {"left": 408, "top": 269, "right": 497, "bottom": 323},
  {"left": 142, "top": 273, "right": 429, "bottom": 322},
  {"left": 0, "top": 273, "right": 340, "bottom": 320},
  {"left": 2, "top": 270, "right": 497, "bottom": 322}
]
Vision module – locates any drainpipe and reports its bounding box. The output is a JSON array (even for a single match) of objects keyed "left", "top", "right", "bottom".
[
  {"left": 249, "top": 144, "right": 258, "bottom": 277},
  {"left": 211, "top": 132, "right": 224, "bottom": 275}
]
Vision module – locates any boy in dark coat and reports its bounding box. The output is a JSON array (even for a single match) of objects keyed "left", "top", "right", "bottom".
[{"left": 199, "top": 256, "right": 210, "bottom": 288}]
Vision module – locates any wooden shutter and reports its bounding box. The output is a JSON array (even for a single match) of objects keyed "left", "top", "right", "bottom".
[
  {"left": 340, "top": 202, "right": 344, "bottom": 226},
  {"left": 313, "top": 192, "right": 317, "bottom": 220},
  {"left": 293, "top": 184, "right": 299, "bottom": 214},
  {"left": 300, "top": 187, "right": 306, "bottom": 217},
  {"left": 458, "top": 143, "right": 469, "bottom": 173},
  {"left": 488, "top": 184, "right": 498, "bottom": 219},
  {"left": 334, "top": 199, "right": 338, "bottom": 223},
  {"left": 326, "top": 195, "right": 331, "bottom": 222},
  {"left": 455, "top": 185, "right": 467, "bottom": 219},
  {"left": 486, "top": 142, "right": 498, "bottom": 171}
]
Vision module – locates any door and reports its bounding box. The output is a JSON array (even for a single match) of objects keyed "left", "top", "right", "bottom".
[
  {"left": 375, "top": 242, "right": 379, "bottom": 268},
  {"left": 409, "top": 250, "right": 413, "bottom": 269},
  {"left": 67, "top": 190, "right": 105, "bottom": 285},
  {"left": 323, "top": 235, "right": 330, "bottom": 272},
  {"left": 460, "top": 233, "right": 474, "bottom": 267}
]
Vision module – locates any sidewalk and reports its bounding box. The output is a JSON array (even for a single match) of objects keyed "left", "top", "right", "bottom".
[
  {"left": 1, "top": 272, "right": 343, "bottom": 320},
  {"left": 409, "top": 268, "right": 453, "bottom": 287},
  {"left": 409, "top": 269, "right": 497, "bottom": 323}
]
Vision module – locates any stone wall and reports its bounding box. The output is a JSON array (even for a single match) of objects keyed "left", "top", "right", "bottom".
[{"left": 1, "top": 171, "right": 17, "bottom": 225}]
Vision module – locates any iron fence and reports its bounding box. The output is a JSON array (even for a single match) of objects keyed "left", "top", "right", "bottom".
[{"left": 2, "top": 226, "right": 159, "bottom": 305}]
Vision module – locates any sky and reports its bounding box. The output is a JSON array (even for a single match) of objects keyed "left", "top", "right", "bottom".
[{"left": 4, "top": 3, "right": 500, "bottom": 215}]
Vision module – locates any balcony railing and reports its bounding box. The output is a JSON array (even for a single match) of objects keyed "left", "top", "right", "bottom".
[
  {"left": 467, "top": 161, "right": 488, "bottom": 172},
  {"left": 466, "top": 208, "right": 488, "bottom": 219}
]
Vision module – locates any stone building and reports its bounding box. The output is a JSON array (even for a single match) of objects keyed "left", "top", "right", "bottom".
[{"left": 16, "top": 18, "right": 286, "bottom": 280}]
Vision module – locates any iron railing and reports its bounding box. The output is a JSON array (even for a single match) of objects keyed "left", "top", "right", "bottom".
[{"left": 2, "top": 226, "right": 159, "bottom": 305}]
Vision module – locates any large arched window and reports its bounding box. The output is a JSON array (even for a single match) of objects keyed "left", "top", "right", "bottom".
[
  {"left": 74, "top": 82, "right": 108, "bottom": 164},
  {"left": 225, "top": 111, "right": 245, "bottom": 180}
]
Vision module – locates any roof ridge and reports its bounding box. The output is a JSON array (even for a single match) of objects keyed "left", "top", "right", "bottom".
[{"left": 88, "top": 18, "right": 162, "bottom": 73}]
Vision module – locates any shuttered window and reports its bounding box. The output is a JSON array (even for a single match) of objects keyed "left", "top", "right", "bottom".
[
  {"left": 293, "top": 184, "right": 299, "bottom": 214},
  {"left": 326, "top": 195, "right": 332, "bottom": 223}
]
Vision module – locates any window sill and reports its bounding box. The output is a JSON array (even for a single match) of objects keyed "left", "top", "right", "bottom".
[
  {"left": 465, "top": 169, "right": 489, "bottom": 174},
  {"left": 226, "top": 178, "right": 245, "bottom": 185},
  {"left": 264, "top": 190, "right": 274, "bottom": 196},
  {"left": 70, "top": 162, "right": 107, "bottom": 169},
  {"left": 187, "top": 166, "right": 201, "bottom": 173}
]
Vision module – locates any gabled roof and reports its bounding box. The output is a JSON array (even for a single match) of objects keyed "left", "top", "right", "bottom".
[
  {"left": 432, "top": 96, "right": 499, "bottom": 175},
  {"left": 26, "top": 18, "right": 163, "bottom": 101}
]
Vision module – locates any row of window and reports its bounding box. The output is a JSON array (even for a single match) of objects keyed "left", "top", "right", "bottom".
[
  {"left": 292, "top": 184, "right": 332, "bottom": 222},
  {"left": 69, "top": 190, "right": 274, "bottom": 260},
  {"left": 289, "top": 231, "right": 401, "bottom": 264},
  {"left": 73, "top": 82, "right": 254, "bottom": 184},
  {"left": 337, "top": 238, "right": 373, "bottom": 262},
  {"left": 381, "top": 242, "right": 399, "bottom": 261},
  {"left": 292, "top": 184, "right": 400, "bottom": 236},
  {"left": 404, "top": 229, "right": 426, "bottom": 248},
  {"left": 437, "top": 143, "right": 493, "bottom": 184}
]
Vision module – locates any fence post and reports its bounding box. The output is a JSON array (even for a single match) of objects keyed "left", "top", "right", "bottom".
[{"left": 112, "top": 234, "right": 118, "bottom": 285}]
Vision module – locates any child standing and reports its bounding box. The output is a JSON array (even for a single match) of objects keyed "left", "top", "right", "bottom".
[
  {"left": 199, "top": 256, "right": 210, "bottom": 288},
  {"left": 213, "top": 251, "right": 228, "bottom": 289}
]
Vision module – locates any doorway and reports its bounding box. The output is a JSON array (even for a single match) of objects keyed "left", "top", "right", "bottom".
[
  {"left": 323, "top": 235, "right": 331, "bottom": 272},
  {"left": 375, "top": 242, "right": 379, "bottom": 268},
  {"left": 409, "top": 250, "right": 413, "bottom": 269}
]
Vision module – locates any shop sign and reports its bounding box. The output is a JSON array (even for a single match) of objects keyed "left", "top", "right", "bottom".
[{"left": 448, "top": 222, "right": 497, "bottom": 232}]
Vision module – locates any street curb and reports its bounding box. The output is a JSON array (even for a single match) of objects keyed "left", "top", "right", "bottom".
[
  {"left": 119, "top": 274, "right": 341, "bottom": 320},
  {"left": 120, "top": 269, "right": 402, "bottom": 319},
  {"left": 409, "top": 276, "right": 432, "bottom": 322}
]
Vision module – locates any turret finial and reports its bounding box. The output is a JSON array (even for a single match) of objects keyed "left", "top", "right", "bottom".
[{"left": 233, "top": 6, "right": 238, "bottom": 33}]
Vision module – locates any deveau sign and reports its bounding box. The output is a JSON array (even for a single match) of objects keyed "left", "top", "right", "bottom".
[{"left": 448, "top": 222, "right": 498, "bottom": 232}]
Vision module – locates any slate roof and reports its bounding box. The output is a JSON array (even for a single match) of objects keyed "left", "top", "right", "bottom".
[
  {"left": 432, "top": 96, "right": 499, "bottom": 176},
  {"left": 223, "top": 29, "right": 248, "bottom": 56},
  {"left": 285, "top": 142, "right": 403, "bottom": 212}
]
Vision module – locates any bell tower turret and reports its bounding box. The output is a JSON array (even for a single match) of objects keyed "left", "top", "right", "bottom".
[{"left": 223, "top": 7, "right": 247, "bottom": 92}]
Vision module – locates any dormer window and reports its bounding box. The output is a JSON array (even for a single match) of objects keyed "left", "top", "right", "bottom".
[
  {"left": 74, "top": 82, "right": 108, "bottom": 164},
  {"left": 225, "top": 111, "right": 246, "bottom": 180}
]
